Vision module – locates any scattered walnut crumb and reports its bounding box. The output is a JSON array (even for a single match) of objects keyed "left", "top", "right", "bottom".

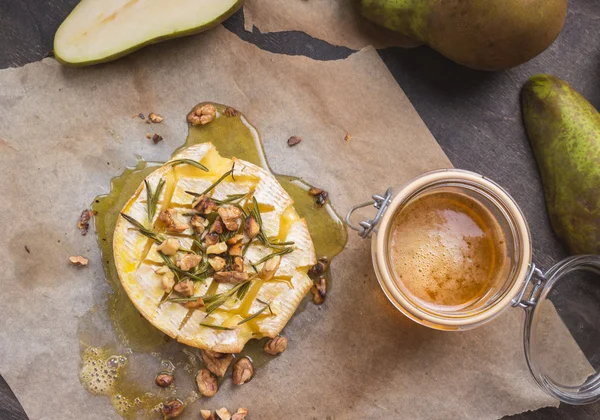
[
  {"left": 308, "top": 258, "right": 329, "bottom": 278},
  {"left": 188, "top": 104, "right": 217, "bottom": 125},
  {"left": 146, "top": 133, "right": 152, "bottom": 139},
  {"left": 309, "top": 187, "right": 328, "bottom": 206},
  {"left": 152, "top": 133, "right": 163, "bottom": 144},
  {"left": 155, "top": 373, "right": 174, "bottom": 387},
  {"left": 69, "top": 256, "right": 89, "bottom": 266},
  {"left": 287, "top": 135, "right": 302, "bottom": 147},
  {"left": 77, "top": 209, "right": 96, "bottom": 236},
  {"left": 196, "top": 368, "right": 218, "bottom": 397},
  {"left": 138, "top": 113, "right": 145, "bottom": 120},
  {"left": 224, "top": 107, "right": 238, "bottom": 117},
  {"left": 201, "top": 410, "right": 216, "bottom": 420},
  {"left": 162, "top": 400, "right": 184, "bottom": 419},
  {"left": 215, "top": 407, "right": 231, "bottom": 420},
  {"left": 311, "top": 276, "right": 327, "bottom": 304},
  {"left": 148, "top": 112, "right": 164, "bottom": 123},
  {"left": 174, "top": 279, "right": 195, "bottom": 297},
  {"left": 200, "top": 350, "right": 233, "bottom": 377},
  {"left": 264, "top": 336, "right": 288, "bottom": 355},
  {"left": 214, "top": 271, "right": 249, "bottom": 284},
  {"left": 344, "top": 133, "right": 351, "bottom": 141},
  {"left": 232, "top": 408, "right": 249, "bottom": 420},
  {"left": 232, "top": 357, "right": 254, "bottom": 385}
]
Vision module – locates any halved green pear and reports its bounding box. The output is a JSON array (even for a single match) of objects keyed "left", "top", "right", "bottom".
[{"left": 54, "top": 0, "right": 243, "bottom": 66}]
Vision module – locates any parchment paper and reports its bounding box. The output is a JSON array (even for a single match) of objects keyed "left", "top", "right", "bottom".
[
  {"left": 0, "top": 26, "right": 592, "bottom": 420},
  {"left": 243, "top": 0, "right": 420, "bottom": 49}
]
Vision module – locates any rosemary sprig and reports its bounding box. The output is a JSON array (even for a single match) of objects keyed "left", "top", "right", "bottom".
[
  {"left": 166, "top": 296, "right": 203, "bottom": 303},
  {"left": 236, "top": 281, "right": 252, "bottom": 300},
  {"left": 212, "top": 193, "right": 247, "bottom": 205},
  {"left": 202, "top": 280, "right": 251, "bottom": 314},
  {"left": 145, "top": 178, "right": 165, "bottom": 223},
  {"left": 256, "top": 298, "right": 274, "bottom": 315},
  {"left": 169, "top": 159, "right": 209, "bottom": 172},
  {"left": 200, "top": 322, "right": 234, "bottom": 331},
  {"left": 120, "top": 213, "right": 164, "bottom": 243},
  {"left": 187, "top": 164, "right": 236, "bottom": 198},
  {"left": 251, "top": 247, "right": 294, "bottom": 266},
  {"left": 238, "top": 300, "right": 273, "bottom": 325}
]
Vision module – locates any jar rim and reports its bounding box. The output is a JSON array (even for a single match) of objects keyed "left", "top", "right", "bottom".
[{"left": 375, "top": 169, "right": 533, "bottom": 329}]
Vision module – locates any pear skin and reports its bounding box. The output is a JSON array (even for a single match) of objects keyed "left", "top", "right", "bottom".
[{"left": 522, "top": 74, "right": 600, "bottom": 255}]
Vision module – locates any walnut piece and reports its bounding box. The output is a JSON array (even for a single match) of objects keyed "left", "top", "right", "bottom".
[
  {"left": 232, "top": 256, "right": 244, "bottom": 272},
  {"left": 200, "top": 350, "right": 233, "bottom": 377},
  {"left": 148, "top": 112, "right": 164, "bottom": 123},
  {"left": 214, "top": 271, "right": 249, "bottom": 284},
  {"left": 308, "top": 258, "right": 329, "bottom": 278},
  {"left": 232, "top": 408, "right": 249, "bottom": 420},
  {"left": 232, "top": 357, "right": 253, "bottom": 385},
  {"left": 244, "top": 216, "right": 260, "bottom": 239},
  {"left": 152, "top": 133, "right": 163, "bottom": 144},
  {"left": 155, "top": 373, "right": 174, "bottom": 387},
  {"left": 190, "top": 214, "right": 208, "bottom": 234},
  {"left": 69, "top": 256, "right": 89, "bottom": 266},
  {"left": 177, "top": 254, "right": 202, "bottom": 271},
  {"left": 204, "top": 232, "right": 219, "bottom": 247},
  {"left": 264, "top": 336, "right": 288, "bottom": 355},
  {"left": 160, "top": 209, "right": 189, "bottom": 233},
  {"left": 217, "top": 206, "right": 242, "bottom": 231},
  {"left": 260, "top": 255, "right": 281, "bottom": 280},
  {"left": 207, "top": 242, "right": 228, "bottom": 255},
  {"left": 201, "top": 410, "right": 215, "bottom": 420},
  {"left": 196, "top": 368, "right": 218, "bottom": 397},
  {"left": 193, "top": 196, "right": 217, "bottom": 215},
  {"left": 215, "top": 407, "right": 231, "bottom": 420},
  {"left": 226, "top": 234, "right": 244, "bottom": 245},
  {"left": 210, "top": 217, "right": 225, "bottom": 234},
  {"left": 208, "top": 256, "right": 226, "bottom": 272},
  {"left": 174, "top": 279, "right": 195, "bottom": 297},
  {"left": 77, "top": 209, "right": 96, "bottom": 236},
  {"left": 228, "top": 242, "right": 243, "bottom": 257},
  {"left": 311, "top": 276, "right": 327, "bottom": 304},
  {"left": 224, "top": 107, "right": 238, "bottom": 117},
  {"left": 156, "top": 266, "right": 175, "bottom": 292},
  {"left": 188, "top": 104, "right": 217, "bottom": 126},
  {"left": 156, "top": 238, "right": 180, "bottom": 256},
  {"left": 183, "top": 297, "right": 204, "bottom": 309},
  {"left": 162, "top": 400, "right": 184, "bottom": 419},
  {"left": 287, "top": 136, "right": 302, "bottom": 147}
]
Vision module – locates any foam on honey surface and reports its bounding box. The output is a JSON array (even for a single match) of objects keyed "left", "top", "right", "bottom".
[{"left": 389, "top": 190, "right": 507, "bottom": 309}]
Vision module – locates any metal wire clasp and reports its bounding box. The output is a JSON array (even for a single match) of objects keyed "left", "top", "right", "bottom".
[
  {"left": 512, "top": 263, "right": 547, "bottom": 308},
  {"left": 346, "top": 188, "right": 393, "bottom": 238}
]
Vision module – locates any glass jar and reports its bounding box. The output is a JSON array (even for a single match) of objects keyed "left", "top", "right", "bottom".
[{"left": 347, "top": 169, "right": 600, "bottom": 405}]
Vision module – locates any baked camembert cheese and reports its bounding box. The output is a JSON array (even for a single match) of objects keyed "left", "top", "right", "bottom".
[{"left": 114, "top": 143, "right": 316, "bottom": 353}]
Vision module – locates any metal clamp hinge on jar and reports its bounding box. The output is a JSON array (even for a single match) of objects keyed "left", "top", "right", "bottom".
[
  {"left": 346, "top": 188, "right": 393, "bottom": 238},
  {"left": 511, "top": 264, "right": 547, "bottom": 308}
]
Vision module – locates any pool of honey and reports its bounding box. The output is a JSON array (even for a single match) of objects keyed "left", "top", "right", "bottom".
[
  {"left": 79, "top": 103, "right": 347, "bottom": 418},
  {"left": 388, "top": 188, "right": 509, "bottom": 311}
]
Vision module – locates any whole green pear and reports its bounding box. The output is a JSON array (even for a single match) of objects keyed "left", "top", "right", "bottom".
[
  {"left": 522, "top": 74, "right": 600, "bottom": 255},
  {"left": 360, "top": 0, "right": 567, "bottom": 71}
]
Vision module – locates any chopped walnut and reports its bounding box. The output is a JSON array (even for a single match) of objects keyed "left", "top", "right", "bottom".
[
  {"left": 311, "top": 276, "right": 326, "bottom": 304},
  {"left": 308, "top": 187, "right": 324, "bottom": 196},
  {"left": 264, "top": 336, "right": 288, "bottom": 355},
  {"left": 232, "top": 408, "right": 248, "bottom": 420},
  {"left": 77, "top": 209, "right": 96, "bottom": 236},
  {"left": 287, "top": 136, "right": 302, "bottom": 147},
  {"left": 191, "top": 214, "right": 208, "bottom": 234},
  {"left": 193, "top": 196, "right": 217, "bottom": 215},
  {"left": 308, "top": 258, "right": 329, "bottom": 278},
  {"left": 217, "top": 207, "right": 242, "bottom": 231},
  {"left": 201, "top": 410, "right": 215, "bottom": 420},
  {"left": 160, "top": 209, "right": 189, "bottom": 233},
  {"left": 228, "top": 242, "right": 243, "bottom": 257},
  {"left": 315, "top": 190, "right": 329, "bottom": 206},
  {"left": 157, "top": 266, "right": 175, "bottom": 292},
  {"left": 232, "top": 357, "right": 253, "bottom": 385},
  {"left": 174, "top": 279, "right": 195, "bottom": 297},
  {"left": 207, "top": 242, "right": 228, "bottom": 255},
  {"left": 232, "top": 256, "right": 244, "bottom": 272},
  {"left": 156, "top": 238, "right": 180, "bottom": 256},
  {"left": 214, "top": 271, "right": 249, "bottom": 284},
  {"left": 344, "top": 133, "right": 351, "bottom": 142},
  {"left": 69, "top": 256, "right": 89, "bottom": 266},
  {"left": 224, "top": 107, "right": 238, "bottom": 117},
  {"left": 210, "top": 217, "right": 225, "bottom": 234},
  {"left": 183, "top": 297, "right": 204, "bottom": 309},
  {"left": 162, "top": 400, "right": 184, "bottom": 419},
  {"left": 155, "top": 373, "right": 174, "bottom": 387},
  {"left": 200, "top": 350, "right": 233, "bottom": 377},
  {"left": 196, "top": 368, "right": 218, "bottom": 397},
  {"left": 227, "top": 234, "right": 244, "bottom": 245},
  {"left": 215, "top": 408, "right": 231, "bottom": 420},
  {"left": 188, "top": 104, "right": 217, "bottom": 126},
  {"left": 148, "top": 112, "right": 164, "bottom": 123},
  {"left": 204, "top": 232, "right": 219, "bottom": 247},
  {"left": 208, "top": 256, "right": 226, "bottom": 272},
  {"left": 260, "top": 255, "right": 281, "bottom": 280},
  {"left": 152, "top": 133, "right": 163, "bottom": 144},
  {"left": 177, "top": 254, "right": 202, "bottom": 271},
  {"left": 244, "top": 216, "right": 260, "bottom": 239}
]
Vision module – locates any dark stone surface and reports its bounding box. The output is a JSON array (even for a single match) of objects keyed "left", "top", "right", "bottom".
[{"left": 0, "top": 1, "right": 598, "bottom": 419}]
